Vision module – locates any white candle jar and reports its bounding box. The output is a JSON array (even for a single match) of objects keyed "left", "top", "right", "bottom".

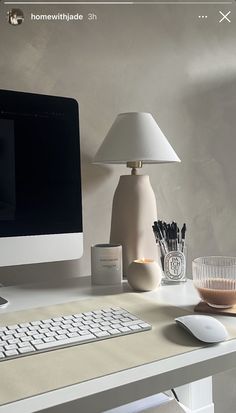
[
  {"left": 91, "top": 244, "right": 122, "bottom": 285},
  {"left": 127, "top": 259, "right": 162, "bottom": 291}
]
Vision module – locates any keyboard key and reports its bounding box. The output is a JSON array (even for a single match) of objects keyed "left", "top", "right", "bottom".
[
  {"left": 43, "top": 337, "right": 56, "bottom": 343},
  {"left": 79, "top": 330, "right": 90, "bottom": 335},
  {"left": 111, "top": 324, "right": 122, "bottom": 329},
  {"left": 7, "top": 324, "right": 18, "bottom": 330},
  {"left": 45, "top": 332, "right": 55, "bottom": 337},
  {"left": 67, "top": 332, "right": 80, "bottom": 338},
  {"left": 56, "top": 328, "right": 64, "bottom": 335},
  {"left": 129, "top": 315, "right": 139, "bottom": 320},
  {"left": 35, "top": 334, "right": 96, "bottom": 350},
  {"left": 60, "top": 325, "right": 70, "bottom": 330},
  {"left": 62, "top": 320, "right": 72, "bottom": 325},
  {"left": 18, "top": 341, "right": 32, "bottom": 348},
  {"left": 8, "top": 338, "right": 19, "bottom": 344},
  {"left": 72, "top": 322, "right": 83, "bottom": 327},
  {"left": 42, "top": 319, "right": 52, "bottom": 324},
  {"left": 63, "top": 315, "right": 73, "bottom": 320},
  {"left": 130, "top": 325, "right": 142, "bottom": 331},
  {"left": 50, "top": 326, "right": 59, "bottom": 332},
  {"left": 5, "top": 350, "right": 19, "bottom": 357},
  {"left": 56, "top": 334, "right": 68, "bottom": 340},
  {"left": 94, "top": 331, "right": 110, "bottom": 338},
  {"left": 31, "top": 321, "right": 41, "bottom": 326},
  {"left": 119, "top": 327, "right": 131, "bottom": 333},
  {"left": 5, "top": 344, "right": 18, "bottom": 351},
  {"left": 0, "top": 327, "right": 7, "bottom": 333},
  {"left": 52, "top": 317, "right": 63, "bottom": 322},
  {"left": 27, "top": 331, "right": 35, "bottom": 336},
  {"left": 14, "top": 332, "right": 26, "bottom": 338},
  {"left": 100, "top": 325, "right": 111, "bottom": 331},
  {"left": 31, "top": 339, "right": 44, "bottom": 345},
  {"left": 33, "top": 334, "right": 44, "bottom": 340},
  {"left": 68, "top": 327, "right": 77, "bottom": 333},
  {"left": 139, "top": 323, "right": 151, "bottom": 329},
  {"left": 120, "top": 318, "right": 131, "bottom": 323},
  {"left": 16, "top": 327, "right": 28, "bottom": 333},
  {"left": 90, "top": 328, "right": 101, "bottom": 333},
  {"left": 122, "top": 320, "right": 144, "bottom": 327},
  {"left": 28, "top": 325, "right": 38, "bottom": 331},
  {"left": 21, "top": 336, "right": 32, "bottom": 342},
  {"left": 108, "top": 329, "right": 120, "bottom": 335},
  {"left": 100, "top": 321, "right": 111, "bottom": 326},
  {"left": 39, "top": 328, "right": 50, "bottom": 334},
  {"left": 18, "top": 346, "right": 35, "bottom": 354},
  {"left": 3, "top": 335, "right": 13, "bottom": 341}
]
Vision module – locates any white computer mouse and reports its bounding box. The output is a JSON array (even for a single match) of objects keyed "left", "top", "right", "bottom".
[{"left": 175, "top": 315, "right": 228, "bottom": 343}]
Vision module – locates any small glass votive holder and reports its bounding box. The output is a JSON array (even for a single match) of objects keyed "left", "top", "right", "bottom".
[{"left": 161, "top": 246, "right": 187, "bottom": 284}]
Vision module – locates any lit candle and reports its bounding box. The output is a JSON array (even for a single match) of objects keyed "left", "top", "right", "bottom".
[
  {"left": 136, "top": 258, "right": 152, "bottom": 264},
  {"left": 127, "top": 259, "right": 163, "bottom": 291}
]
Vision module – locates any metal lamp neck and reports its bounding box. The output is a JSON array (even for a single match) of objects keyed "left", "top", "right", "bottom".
[{"left": 126, "top": 161, "right": 143, "bottom": 175}]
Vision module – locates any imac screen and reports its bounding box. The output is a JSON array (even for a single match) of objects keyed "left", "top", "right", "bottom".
[{"left": 0, "top": 90, "right": 82, "bottom": 237}]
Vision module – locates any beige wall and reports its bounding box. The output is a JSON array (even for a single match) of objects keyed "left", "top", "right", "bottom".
[
  {"left": 0, "top": 3, "right": 236, "bottom": 411},
  {"left": 1, "top": 3, "right": 235, "bottom": 283}
]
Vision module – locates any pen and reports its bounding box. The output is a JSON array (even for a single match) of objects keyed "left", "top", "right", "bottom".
[{"left": 181, "top": 223, "right": 186, "bottom": 252}]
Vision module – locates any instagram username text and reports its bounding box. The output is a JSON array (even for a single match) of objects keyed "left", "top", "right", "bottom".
[{"left": 30, "top": 13, "right": 97, "bottom": 22}]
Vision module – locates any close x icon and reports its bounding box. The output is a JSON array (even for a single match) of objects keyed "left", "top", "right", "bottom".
[{"left": 219, "top": 10, "right": 231, "bottom": 23}]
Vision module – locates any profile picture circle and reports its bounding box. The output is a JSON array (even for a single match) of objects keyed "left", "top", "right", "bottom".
[{"left": 7, "top": 9, "right": 24, "bottom": 26}]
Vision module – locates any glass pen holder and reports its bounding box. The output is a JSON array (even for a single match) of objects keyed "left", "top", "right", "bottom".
[{"left": 159, "top": 244, "right": 187, "bottom": 284}]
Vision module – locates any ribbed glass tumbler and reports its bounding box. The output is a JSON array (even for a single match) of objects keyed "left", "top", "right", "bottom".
[{"left": 192, "top": 256, "right": 236, "bottom": 308}]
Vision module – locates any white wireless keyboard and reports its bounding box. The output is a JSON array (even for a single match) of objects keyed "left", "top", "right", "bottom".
[{"left": 0, "top": 307, "right": 151, "bottom": 362}]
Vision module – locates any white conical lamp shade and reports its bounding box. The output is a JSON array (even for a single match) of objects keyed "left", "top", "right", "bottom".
[{"left": 94, "top": 112, "right": 181, "bottom": 164}]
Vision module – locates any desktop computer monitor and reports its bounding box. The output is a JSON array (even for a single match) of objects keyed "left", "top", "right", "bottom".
[{"left": 0, "top": 90, "right": 83, "bottom": 268}]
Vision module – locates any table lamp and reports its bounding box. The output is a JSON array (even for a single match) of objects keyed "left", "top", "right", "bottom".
[{"left": 93, "top": 112, "right": 181, "bottom": 276}]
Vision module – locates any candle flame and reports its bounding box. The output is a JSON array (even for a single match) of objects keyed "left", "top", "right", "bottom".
[{"left": 134, "top": 258, "right": 154, "bottom": 264}]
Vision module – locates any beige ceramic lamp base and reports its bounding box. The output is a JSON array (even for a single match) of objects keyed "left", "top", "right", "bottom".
[{"left": 110, "top": 174, "right": 159, "bottom": 276}]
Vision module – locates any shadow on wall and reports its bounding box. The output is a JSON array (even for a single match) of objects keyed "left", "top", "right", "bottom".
[
  {"left": 182, "top": 76, "right": 236, "bottom": 267},
  {"left": 0, "top": 259, "right": 83, "bottom": 286}
]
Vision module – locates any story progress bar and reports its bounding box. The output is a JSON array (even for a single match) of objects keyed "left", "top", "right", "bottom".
[{"left": 3, "top": 1, "right": 234, "bottom": 5}]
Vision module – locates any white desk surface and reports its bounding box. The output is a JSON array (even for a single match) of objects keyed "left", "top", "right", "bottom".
[{"left": 1, "top": 277, "right": 236, "bottom": 413}]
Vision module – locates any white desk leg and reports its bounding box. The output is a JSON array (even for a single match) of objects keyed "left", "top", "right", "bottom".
[{"left": 175, "top": 377, "right": 214, "bottom": 413}]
